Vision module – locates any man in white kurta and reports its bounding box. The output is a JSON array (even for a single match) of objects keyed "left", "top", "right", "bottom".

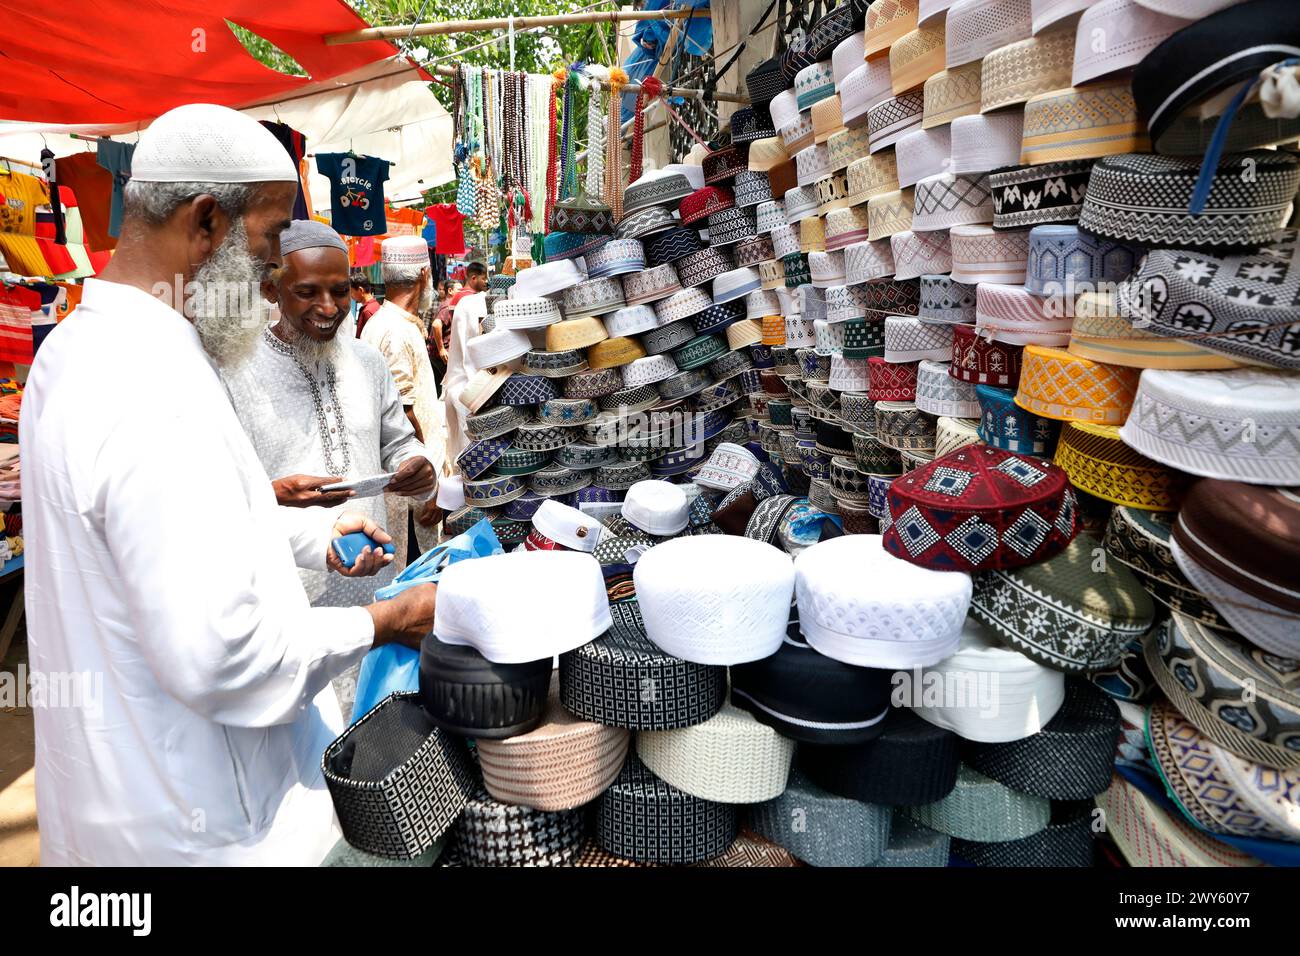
[
  {"left": 442, "top": 287, "right": 489, "bottom": 465},
  {"left": 360, "top": 237, "right": 446, "bottom": 553},
  {"left": 20, "top": 104, "right": 436, "bottom": 867}
]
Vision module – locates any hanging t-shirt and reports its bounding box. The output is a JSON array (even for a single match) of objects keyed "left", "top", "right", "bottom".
[
  {"left": 425, "top": 204, "right": 467, "bottom": 256},
  {"left": 259, "top": 121, "right": 310, "bottom": 221},
  {"left": 54, "top": 152, "right": 115, "bottom": 253},
  {"left": 315, "top": 153, "right": 390, "bottom": 237},
  {"left": 422, "top": 218, "right": 437, "bottom": 246},
  {"left": 0, "top": 169, "right": 54, "bottom": 277},
  {"left": 95, "top": 140, "right": 135, "bottom": 239},
  {"left": 0, "top": 284, "right": 39, "bottom": 364}
]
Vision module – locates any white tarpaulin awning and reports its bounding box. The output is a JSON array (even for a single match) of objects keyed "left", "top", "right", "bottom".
[{"left": 0, "top": 57, "right": 453, "bottom": 212}]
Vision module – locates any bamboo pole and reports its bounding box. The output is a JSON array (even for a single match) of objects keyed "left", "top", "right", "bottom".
[
  {"left": 431, "top": 64, "right": 749, "bottom": 103},
  {"left": 326, "top": 8, "right": 704, "bottom": 44}
]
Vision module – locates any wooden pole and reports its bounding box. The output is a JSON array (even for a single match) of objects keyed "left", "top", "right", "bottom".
[
  {"left": 430, "top": 64, "right": 749, "bottom": 103},
  {"left": 326, "top": 9, "right": 704, "bottom": 44}
]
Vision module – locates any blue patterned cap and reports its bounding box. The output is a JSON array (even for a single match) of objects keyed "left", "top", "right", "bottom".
[
  {"left": 975, "top": 384, "right": 1060, "bottom": 457},
  {"left": 456, "top": 437, "right": 511, "bottom": 480},
  {"left": 1025, "top": 225, "right": 1143, "bottom": 297}
]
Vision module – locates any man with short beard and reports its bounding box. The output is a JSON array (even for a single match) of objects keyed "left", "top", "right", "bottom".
[
  {"left": 19, "top": 104, "right": 437, "bottom": 867},
  {"left": 360, "top": 236, "right": 446, "bottom": 553}
]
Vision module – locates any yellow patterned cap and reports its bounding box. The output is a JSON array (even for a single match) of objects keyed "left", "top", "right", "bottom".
[
  {"left": 1015, "top": 345, "right": 1139, "bottom": 425},
  {"left": 1054, "top": 421, "right": 1187, "bottom": 512}
]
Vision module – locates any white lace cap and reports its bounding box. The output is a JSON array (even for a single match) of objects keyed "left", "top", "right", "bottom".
[
  {"left": 794, "top": 534, "right": 972, "bottom": 668},
  {"left": 532, "top": 499, "right": 605, "bottom": 552},
  {"left": 1072, "top": 0, "right": 1193, "bottom": 87},
  {"left": 950, "top": 111, "right": 1025, "bottom": 174},
  {"left": 635, "top": 536, "right": 796, "bottom": 665},
  {"left": 622, "top": 480, "right": 690, "bottom": 535},
  {"left": 946, "top": 0, "right": 1033, "bottom": 68},
  {"left": 131, "top": 103, "right": 298, "bottom": 183},
  {"left": 435, "top": 551, "right": 612, "bottom": 663}
]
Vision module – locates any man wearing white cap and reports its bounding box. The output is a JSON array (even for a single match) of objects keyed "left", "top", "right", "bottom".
[
  {"left": 20, "top": 104, "right": 437, "bottom": 867},
  {"left": 361, "top": 235, "right": 447, "bottom": 554},
  {"left": 223, "top": 220, "right": 438, "bottom": 716}
]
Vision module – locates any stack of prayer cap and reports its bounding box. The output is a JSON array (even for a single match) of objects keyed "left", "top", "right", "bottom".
[
  {"left": 475, "top": 675, "right": 629, "bottom": 811},
  {"left": 907, "top": 764, "right": 1051, "bottom": 842},
  {"left": 450, "top": 782, "right": 586, "bottom": 866},
  {"left": 597, "top": 755, "right": 739, "bottom": 864},
  {"left": 418, "top": 633, "right": 552, "bottom": 739},
  {"left": 749, "top": 770, "right": 893, "bottom": 866}
]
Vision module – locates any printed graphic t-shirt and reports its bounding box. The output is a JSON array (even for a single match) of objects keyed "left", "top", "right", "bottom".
[{"left": 316, "top": 153, "right": 390, "bottom": 237}]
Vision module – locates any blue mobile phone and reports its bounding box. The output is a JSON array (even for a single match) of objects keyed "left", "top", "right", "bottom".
[{"left": 332, "top": 532, "right": 396, "bottom": 566}]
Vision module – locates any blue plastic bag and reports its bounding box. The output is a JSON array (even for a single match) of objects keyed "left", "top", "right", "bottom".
[{"left": 350, "top": 520, "right": 503, "bottom": 722}]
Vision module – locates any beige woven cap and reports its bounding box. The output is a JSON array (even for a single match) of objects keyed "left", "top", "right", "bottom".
[
  {"left": 890, "top": 20, "right": 946, "bottom": 94},
  {"left": 866, "top": 0, "right": 920, "bottom": 57},
  {"left": 812, "top": 96, "right": 847, "bottom": 144},
  {"left": 727, "top": 319, "right": 765, "bottom": 351},
  {"left": 847, "top": 151, "right": 901, "bottom": 206},
  {"left": 547, "top": 316, "right": 610, "bottom": 352},
  {"left": 867, "top": 187, "right": 915, "bottom": 240},
  {"left": 800, "top": 216, "right": 827, "bottom": 253},
  {"left": 980, "top": 26, "right": 1074, "bottom": 112},
  {"left": 637, "top": 700, "right": 795, "bottom": 803},
  {"left": 748, "top": 137, "right": 790, "bottom": 171},
  {"left": 476, "top": 675, "right": 631, "bottom": 811},
  {"left": 923, "top": 60, "right": 982, "bottom": 128}
]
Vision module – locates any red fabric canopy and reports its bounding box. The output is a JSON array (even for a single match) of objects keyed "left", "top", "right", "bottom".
[{"left": 0, "top": 0, "right": 402, "bottom": 124}]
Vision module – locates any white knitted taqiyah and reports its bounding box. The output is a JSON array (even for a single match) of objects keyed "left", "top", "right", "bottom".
[
  {"left": 435, "top": 551, "right": 613, "bottom": 663},
  {"left": 622, "top": 354, "right": 680, "bottom": 388},
  {"left": 810, "top": 250, "right": 848, "bottom": 288},
  {"left": 695, "top": 442, "right": 762, "bottom": 490},
  {"left": 493, "top": 296, "right": 563, "bottom": 330},
  {"left": 746, "top": 289, "right": 782, "bottom": 320},
  {"left": 130, "top": 103, "right": 299, "bottom": 183},
  {"left": 382, "top": 236, "right": 431, "bottom": 268},
  {"left": 950, "top": 111, "right": 1025, "bottom": 174},
  {"left": 885, "top": 315, "right": 956, "bottom": 362},
  {"left": 911, "top": 617, "right": 1066, "bottom": 742},
  {"left": 1032, "top": 0, "right": 1099, "bottom": 35},
  {"left": 975, "top": 282, "right": 1071, "bottom": 346},
  {"left": 834, "top": 32, "right": 868, "bottom": 87},
  {"left": 634, "top": 536, "right": 797, "bottom": 665},
  {"left": 846, "top": 239, "right": 898, "bottom": 284},
  {"left": 950, "top": 224, "right": 1031, "bottom": 284},
  {"left": 946, "top": 0, "right": 1033, "bottom": 68},
  {"left": 896, "top": 126, "right": 954, "bottom": 189},
  {"left": 621, "top": 480, "right": 690, "bottom": 535},
  {"left": 840, "top": 59, "right": 896, "bottom": 128},
  {"left": 605, "top": 305, "right": 662, "bottom": 338},
  {"left": 796, "top": 144, "right": 834, "bottom": 187},
  {"left": 1118, "top": 368, "right": 1300, "bottom": 486},
  {"left": 912, "top": 172, "right": 994, "bottom": 232},
  {"left": 637, "top": 701, "right": 796, "bottom": 804},
  {"left": 830, "top": 353, "right": 873, "bottom": 391},
  {"left": 794, "top": 534, "right": 973, "bottom": 668},
  {"left": 532, "top": 500, "right": 605, "bottom": 552},
  {"left": 513, "top": 259, "right": 586, "bottom": 297},
  {"left": 467, "top": 328, "right": 533, "bottom": 367},
  {"left": 891, "top": 229, "right": 952, "bottom": 280},
  {"left": 1072, "top": 0, "right": 1194, "bottom": 87},
  {"left": 916, "top": 359, "right": 982, "bottom": 416}
]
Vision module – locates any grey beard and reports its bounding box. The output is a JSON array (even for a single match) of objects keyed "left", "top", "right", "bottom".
[
  {"left": 193, "top": 220, "right": 271, "bottom": 366},
  {"left": 279, "top": 318, "right": 345, "bottom": 365},
  {"left": 419, "top": 280, "right": 434, "bottom": 315}
]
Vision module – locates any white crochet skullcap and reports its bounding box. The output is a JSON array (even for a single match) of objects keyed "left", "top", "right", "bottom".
[
  {"left": 382, "top": 236, "right": 431, "bottom": 268},
  {"left": 131, "top": 103, "right": 298, "bottom": 184}
]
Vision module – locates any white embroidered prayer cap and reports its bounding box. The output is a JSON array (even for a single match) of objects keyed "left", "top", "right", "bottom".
[
  {"left": 695, "top": 442, "right": 762, "bottom": 490},
  {"left": 794, "top": 534, "right": 972, "bottom": 667},
  {"left": 634, "top": 536, "right": 796, "bottom": 665},
  {"left": 532, "top": 499, "right": 605, "bottom": 552},
  {"left": 911, "top": 616, "right": 1066, "bottom": 742},
  {"left": 436, "top": 474, "right": 466, "bottom": 511},
  {"left": 130, "top": 103, "right": 299, "bottom": 183},
  {"left": 467, "top": 328, "right": 532, "bottom": 368},
  {"left": 434, "top": 551, "right": 612, "bottom": 663},
  {"left": 663, "top": 163, "right": 707, "bottom": 191},
  {"left": 622, "top": 480, "right": 691, "bottom": 535},
  {"left": 896, "top": 126, "right": 953, "bottom": 189},
  {"left": 381, "top": 236, "right": 431, "bottom": 268},
  {"left": 949, "top": 111, "right": 1024, "bottom": 174},
  {"left": 1072, "top": 0, "right": 1193, "bottom": 87}
]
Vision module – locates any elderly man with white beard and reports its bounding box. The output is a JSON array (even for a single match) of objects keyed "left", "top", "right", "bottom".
[
  {"left": 19, "top": 104, "right": 437, "bottom": 867},
  {"left": 223, "top": 220, "right": 436, "bottom": 718}
]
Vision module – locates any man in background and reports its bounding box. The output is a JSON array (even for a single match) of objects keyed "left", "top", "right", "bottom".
[
  {"left": 361, "top": 236, "right": 446, "bottom": 555},
  {"left": 350, "top": 273, "right": 381, "bottom": 337},
  {"left": 442, "top": 261, "right": 490, "bottom": 464}
]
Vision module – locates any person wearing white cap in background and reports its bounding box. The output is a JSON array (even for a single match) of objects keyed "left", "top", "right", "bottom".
[
  {"left": 360, "top": 235, "right": 447, "bottom": 554},
  {"left": 19, "top": 103, "right": 437, "bottom": 867},
  {"left": 221, "top": 220, "right": 439, "bottom": 718},
  {"left": 441, "top": 261, "right": 490, "bottom": 464}
]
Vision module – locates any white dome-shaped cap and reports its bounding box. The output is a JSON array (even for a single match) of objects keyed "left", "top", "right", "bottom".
[
  {"left": 532, "top": 499, "right": 605, "bottom": 552},
  {"left": 130, "top": 103, "right": 299, "bottom": 184},
  {"left": 621, "top": 480, "right": 690, "bottom": 536}
]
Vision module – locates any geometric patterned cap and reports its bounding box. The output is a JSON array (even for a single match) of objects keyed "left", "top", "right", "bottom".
[{"left": 881, "top": 444, "right": 1079, "bottom": 571}]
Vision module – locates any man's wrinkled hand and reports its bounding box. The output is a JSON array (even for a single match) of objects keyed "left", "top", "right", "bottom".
[
  {"left": 273, "top": 474, "right": 354, "bottom": 508},
  {"left": 326, "top": 512, "right": 395, "bottom": 578},
  {"left": 415, "top": 498, "right": 443, "bottom": 529},
  {"left": 386, "top": 457, "right": 436, "bottom": 497}
]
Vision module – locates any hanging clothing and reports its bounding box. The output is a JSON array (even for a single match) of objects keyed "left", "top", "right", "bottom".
[
  {"left": 54, "top": 151, "right": 116, "bottom": 253},
  {"left": 315, "top": 152, "right": 390, "bottom": 237},
  {"left": 0, "top": 284, "right": 39, "bottom": 364},
  {"left": 442, "top": 290, "right": 488, "bottom": 466},
  {"left": 94, "top": 139, "right": 134, "bottom": 239},
  {"left": 425, "top": 204, "right": 467, "bottom": 256},
  {"left": 21, "top": 278, "right": 372, "bottom": 866},
  {"left": 259, "top": 121, "right": 310, "bottom": 220},
  {"left": 222, "top": 327, "right": 432, "bottom": 607},
  {"left": 0, "top": 168, "right": 53, "bottom": 277}
]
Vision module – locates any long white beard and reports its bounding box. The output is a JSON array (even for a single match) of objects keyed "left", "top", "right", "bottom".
[
  {"left": 419, "top": 279, "right": 434, "bottom": 315},
  {"left": 192, "top": 220, "right": 272, "bottom": 366},
  {"left": 281, "top": 318, "right": 346, "bottom": 365}
]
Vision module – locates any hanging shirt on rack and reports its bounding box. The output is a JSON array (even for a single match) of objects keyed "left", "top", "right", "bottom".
[
  {"left": 0, "top": 284, "right": 39, "bottom": 365},
  {"left": 425, "top": 204, "right": 467, "bottom": 256},
  {"left": 315, "top": 153, "right": 390, "bottom": 237},
  {"left": 0, "top": 168, "right": 54, "bottom": 278},
  {"left": 95, "top": 139, "right": 135, "bottom": 239},
  {"left": 54, "top": 152, "right": 115, "bottom": 253},
  {"left": 259, "top": 121, "right": 310, "bottom": 221}
]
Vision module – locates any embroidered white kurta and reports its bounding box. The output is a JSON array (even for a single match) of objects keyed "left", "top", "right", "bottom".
[
  {"left": 222, "top": 329, "right": 430, "bottom": 606},
  {"left": 361, "top": 301, "right": 446, "bottom": 552},
  {"left": 21, "top": 278, "right": 374, "bottom": 867},
  {"left": 442, "top": 291, "right": 488, "bottom": 467}
]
